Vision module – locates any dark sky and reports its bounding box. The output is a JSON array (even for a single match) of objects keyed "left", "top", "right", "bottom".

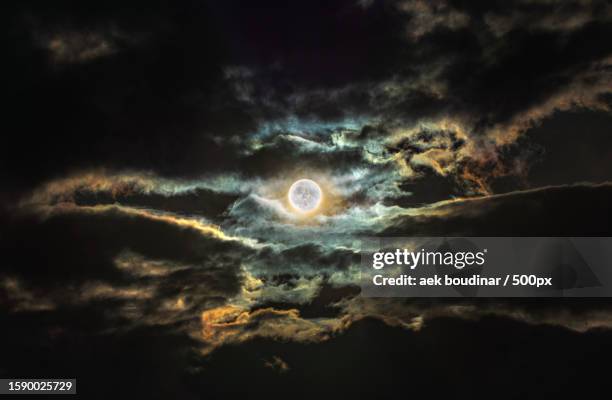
[{"left": 2, "top": 0, "right": 612, "bottom": 398}]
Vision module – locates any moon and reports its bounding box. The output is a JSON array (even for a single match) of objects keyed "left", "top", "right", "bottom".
[{"left": 288, "top": 179, "right": 323, "bottom": 213}]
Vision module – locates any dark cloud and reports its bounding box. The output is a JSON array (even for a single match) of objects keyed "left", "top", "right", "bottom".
[
  {"left": 73, "top": 188, "right": 241, "bottom": 222},
  {"left": 193, "top": 316, "right": 612, "bottom": 400},
  {"left": 0, "top": 309, "right": 203, "bottom": 399},
  {"left": 4, "top": 0, "right": 611, "bottom": 197},
  {"left": 525, "top": 110, "right": 612, "bottom": 187},
  {"left": 254, "top": 243, "right": 360, "bottom": 275},
  {"left": 238, "top": 135, "right": 366, "bottom": 178},
  {"left": 3, "top": 1, "right": 612, "bottom": 397},
  {"left": 0, "top": 205, "right": 249, "bottom": 295},
  {"left": 389, "top": 173, "right": 461, "bottom": 207},
  {"left": 2, "top": 307, "right": 611, "bottom": 399},
  {"left": 4, "top": 0, "right": 244, "bottom": 192},
  {"left": 384, "top": 183, "right": 612, "bottom": 236},
  {"left": 257, "top": 283, "right": 361, "bottom": 319}
]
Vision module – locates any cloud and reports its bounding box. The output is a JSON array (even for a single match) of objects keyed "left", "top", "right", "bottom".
[
  {"left": 263, "top": 356, "right": 290, "bottom": 373},
  {"left": 4, "top": 0, "right": 611, "bottom": 199},
  {"left": 199, "top": 305, "right": 344, "bottom": 354},
  {"left": 338, "top": 296, "right": 612, "bottom": 333},
  {"left": 45, "top": 31, "right": 116, "bottom": 64},
  {"left": 0, "top": 197, "right": 258, "bottom": 327},
  {"left": 398, "top": 0, "right": 470, "bottom": 40},
  {"left": 3, "top": 2, "right": 612, "bottom": 387},
  {"left": 384, "top": 183, "right": 612, "bottom": 236}
]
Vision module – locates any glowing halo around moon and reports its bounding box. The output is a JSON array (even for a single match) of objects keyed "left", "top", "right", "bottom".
[{"left": 288, "top": 179, "right": 323, "bottom": 213}]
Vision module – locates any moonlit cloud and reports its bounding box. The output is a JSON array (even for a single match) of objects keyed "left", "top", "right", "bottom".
[{"left": 3, "top": 2, "right": 612, "bottom": 396}]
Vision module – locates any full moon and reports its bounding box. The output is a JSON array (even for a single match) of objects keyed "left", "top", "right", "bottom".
[{"left": 288, "top": 179, "right": 323, "bottom": 213}]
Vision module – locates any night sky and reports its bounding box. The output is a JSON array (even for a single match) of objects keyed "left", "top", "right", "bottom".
[{"left": 2, "top": 1, "right": 612, "bottom": 398}]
